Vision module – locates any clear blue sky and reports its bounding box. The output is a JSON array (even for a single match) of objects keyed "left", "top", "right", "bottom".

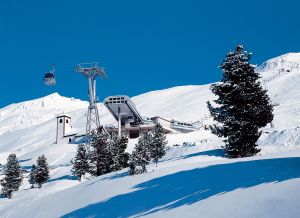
[{"left": 0, "top": 0, "right": 299, "bottom": 107}]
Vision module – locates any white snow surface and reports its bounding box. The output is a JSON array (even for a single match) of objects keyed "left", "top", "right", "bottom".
[{"left": 0, "top": 53, "right": 300, "bottom": 218}]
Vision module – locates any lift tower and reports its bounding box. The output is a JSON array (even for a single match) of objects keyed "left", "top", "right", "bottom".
[{"left": 75, "top": 62, "right": 107, "bottom": 144}]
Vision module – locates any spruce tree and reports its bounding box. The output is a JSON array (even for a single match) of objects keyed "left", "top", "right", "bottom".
[
  {"left": 89, "top": 126, "right": 112, "bottom": 176},
  {"left": 71, "top": 144, "right": 89, "bottom": 181},
  {"left": 128, "top": 154, "right": 136, "bottom": 176},
  {"left": 118, "top": 135, "right": 130, "bottom": 169},
  {"left": 35, "top": 155, "right": 50, "bottom": 188},
  {"left": 29, "top": 164, "right": 36, "bottom": 188},
  {"left": 111, "top": 134, "right": 129, "bottom": 172},
  {"left": 150, "top": 123, "right": 167, "bottom": 166},
  {"left": 129, "top": 131, "right": 151, "bottom": 175},
  {"left": 207, "top": 45, "right": 273, "bottom": 158},
  {"left": 0, "top": 154, "right": 23, "bottom": 199}
]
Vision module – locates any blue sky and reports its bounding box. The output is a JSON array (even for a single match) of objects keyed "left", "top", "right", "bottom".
[{"left": 0, "top": 0, "right": 299, "bottom": 107}]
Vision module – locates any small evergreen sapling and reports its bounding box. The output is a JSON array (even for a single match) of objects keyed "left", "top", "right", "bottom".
[
  {"left": 71, "top": 144, "right": 89, "bottom": 181},
  {"left": 29, "top": 164, "right": 37, "bottom": 188},
  {"left": 0, "top": 154, "right": 23, "bottom": 199},
  {"left": 150, "top": 123, "right": 167, "bottom": 166},
  {"left": 35, "top": 155, "right": 50, "bottom": 188}
]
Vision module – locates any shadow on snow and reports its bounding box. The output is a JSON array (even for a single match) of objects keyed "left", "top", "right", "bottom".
[
  {"left": 86, "top": 171, "right": 130, "bottom": 187},
  {"left": 19, "top": 158, "right": 32, "bottom": 163},
  {"left": 182, "top": 149, "right": 225, "bottom": 159},
  {"left": 49, "top": 175, "right": 77, "bottom": 183},
  {"left": 162, "top": 148, "right": 225, "bottom": 163},
  {"left": 62, "top": 157, "right": 300, "bottom": 218}
]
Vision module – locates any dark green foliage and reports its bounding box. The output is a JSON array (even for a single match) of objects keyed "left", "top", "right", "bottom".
[
  {"left": 29, "top": 164, "right": 36, "bottom": 188},
  {"left": 89, "top": 126, "right": 112, "bottom": 176},
  {"left": 35, "top": 155, "right": 50, "bottom": 188},
  {"left": 207, "top": 45, "right": 274, "bottom": 158},
  {"left": 111, "top": 134, "right": 130, "bottom": 172},
  {"left": 0, "top": 154, "right": 23, "bottom": 198},
  {"left": 71, "top": 144, "right": 89, "bottom": 181},
  {"left": 128, "top": 155, "right": 136, "bottom": 176},
  {"left": 129, "top": 131, "right": 151, "bottom": 175},
  {"left": 150, "top": 123, "right": 167, "bottom": 166}
]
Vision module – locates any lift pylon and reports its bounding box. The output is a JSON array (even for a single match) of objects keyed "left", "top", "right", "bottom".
[{"left": 75, "top": 62, "right": 107, "bottom": 144}]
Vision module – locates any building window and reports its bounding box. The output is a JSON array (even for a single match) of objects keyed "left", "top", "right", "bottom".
[
  {"left": 66, "top": 119, "right": 69, "bottom": 124},
  {"left": 60, "top": 119, "right": 63, "bottom": 123},
  {"left": 69, "top": 138, "right": 71, "bottom": 143}
]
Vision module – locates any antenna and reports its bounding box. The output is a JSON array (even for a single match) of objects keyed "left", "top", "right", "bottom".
[{"left": 75, "top": 62, "right": 107, "bottom": 144}]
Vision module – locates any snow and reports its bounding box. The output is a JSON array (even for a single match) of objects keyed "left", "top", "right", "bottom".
[
  {"left": 0, "top": 53, "right": 300, "bottom": 217},
  {"left": 0, "top": 93, "right": 88, "bottom": 136}
]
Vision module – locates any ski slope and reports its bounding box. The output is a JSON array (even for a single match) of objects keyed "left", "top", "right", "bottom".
[{"left": 0, "top": 53, "right": 300, "bottom": 217}]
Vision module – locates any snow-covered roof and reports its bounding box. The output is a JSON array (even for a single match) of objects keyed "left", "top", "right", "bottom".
[{"left": 57, "top": 114, "right": 71, "bottom": 119}]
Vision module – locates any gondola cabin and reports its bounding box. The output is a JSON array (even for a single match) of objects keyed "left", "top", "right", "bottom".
[
  {"left": 44, "top": 64, "right": 56, "bottom": 86},
  {"left": 44, "top": 72, "right": 56, "bottom": 86}
]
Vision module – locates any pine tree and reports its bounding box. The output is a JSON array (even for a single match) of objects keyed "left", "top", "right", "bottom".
[
  {"left": 29, "top": 164, "right": 36, "bottom": 188},
  {"left": 118, "top": 135, "right": 130, "bottom": 169},
  {"left": 207, "top": 45, "right": 273, "bottom": 158},
  {"left": 0, "top": 154, "right": 23, "bottom": 199},
  {"left": 35, "top": 155, "right": 50, "bottom": 188},
  {"left": 128, "top": 154, "right": 136, "bottom": 176},
  {"left": 150, "top": 123, "right": 167, "bottom": 166},
  {"left": 71, "top": 144, "right": 89, "bottom": 181},
  {"left": 129, "top": 131, "right": 151, "bottom": 175},
  {"left": 111, "top": 134, "right": 129, "bottom": 172},
  {"left": 89, "top": 126, "right": 112, "bottom": 176}
]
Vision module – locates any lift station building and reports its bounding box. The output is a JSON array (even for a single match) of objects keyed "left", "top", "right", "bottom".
[
  {"left": 56, "top": 95, "right": 200, "bottom": 143},
  {"left": 103, "top": 95, "right": 199, "bottom": 138}
]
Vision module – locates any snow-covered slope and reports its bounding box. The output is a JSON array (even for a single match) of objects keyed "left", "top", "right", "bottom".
[
  {"left": 0, "top": 53, "right": 300, "bottom": 218},
  {"left": 0, "top": 93, "right": 88, "bottom": 136},
  {"left": 257, "top": 53, "right": 300, "bottom": 153}
]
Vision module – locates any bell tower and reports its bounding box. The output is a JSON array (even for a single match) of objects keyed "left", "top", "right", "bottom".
[{"left": 56, "top": 115, "right": 72, "bottom": 144}]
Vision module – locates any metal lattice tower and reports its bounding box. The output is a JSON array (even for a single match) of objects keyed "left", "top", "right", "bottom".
[{"left": 75, "top": 62, "right": 107, "bottom": 144}]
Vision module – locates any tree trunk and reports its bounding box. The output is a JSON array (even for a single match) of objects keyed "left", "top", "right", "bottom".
[{"left": 8, "top": 191, "right": 12, "bottom": 199}]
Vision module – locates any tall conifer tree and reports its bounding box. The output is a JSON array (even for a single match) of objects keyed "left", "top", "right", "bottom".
[
  {"left": 35, "top": 155, "right": 50, "bottom": 188},
  {"left": 129, "top": 131, "right": 151, "bottom": 175},
  {"left": 89, "top": 126, "right": 111, "bottom": 176},
  {"left": 0, "top": 154, "right": 23, "bottom": 198},
  {"left": 29, "top": 164, "right": 37, "bottom": 188},
  {"left": 111, "top": 134, "right": 129, "bottom": 172},
  {"left": 150, "top": 123, "right": 167, "bottom": 166},
  {"left": 207, "top": 45, "right": 273, "bottom": 158},
  {"left": 71, "top": 144, "right": 89, "bottom": 181}
]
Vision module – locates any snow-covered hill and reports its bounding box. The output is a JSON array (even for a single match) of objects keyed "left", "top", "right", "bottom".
[
  {"left": 0, "top": 93, "right": 88, "bottom": 136},
  {"left": 0, "top": 53, "right": 300, "bottom": 218}
]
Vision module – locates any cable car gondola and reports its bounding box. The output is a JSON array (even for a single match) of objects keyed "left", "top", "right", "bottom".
[{"left": 44, "top": 64, "right": 56, "bottom": 86}]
